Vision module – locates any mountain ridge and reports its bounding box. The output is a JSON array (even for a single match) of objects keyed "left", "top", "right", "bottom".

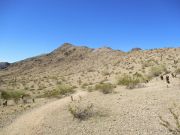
[{"left": 0, "top": 43, "right": 179, "bottom": 98}]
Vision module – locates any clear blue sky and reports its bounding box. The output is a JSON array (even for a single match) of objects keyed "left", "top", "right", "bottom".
[{"left": 0, "top": 0, "right": 180, "bottom": 62}]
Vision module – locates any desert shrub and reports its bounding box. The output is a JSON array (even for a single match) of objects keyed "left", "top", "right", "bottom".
[
  {"left": 117, "top": 74, "right": 147, "bottom": 89},
  {"left": 125, "top": 82, "right": 138, "bottom": 89},
  {"left": 1, "top": 90, "right": 26, "bottom": 100},
  {"left": 150, "top": 65, "right": 167, "bottom": 77},
  {"left": 117, "top": 75, "right": 140, "bottom": 85},
  {"left": 68, "top": 100, "right": 94, "bottom": 120},
  {"left": 87, "top": 86, "right": 94, "bottom": 92},
  {"left": 142, "top": 59, "right": 157, "bottom": 68},
  {"left": 159, "top": 105, "right": 180, "bottom": 135},
  {"left": 42, "top": 84, "right": 75, "bottom": 98},
  {"left": 95, "top": 83, "right": 115, "bottom": 94},
  {"left": 175, "top": 68, "right": 180, "bottom": 74},
  {"left": 57, "top": 84, "right": 75, "bottom": 95},
  {"left": 133, "top": 72, "right": 147, "bottom": 82},
  {"left": 81, "top": 83, "right": 88, "bottom": 89}
]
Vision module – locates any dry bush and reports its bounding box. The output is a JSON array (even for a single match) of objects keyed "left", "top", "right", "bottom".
[
  {"left": 175, "top": 68, "right": 180, "bottom": 75},
  {"left": 95, "top": 83, "right": 115, "bottom": 94},
  {"left": 149, "top": 65, "right": 167, "bottom": 77},
  {"left": 68, "top": 100, "right": 95, "bottom": 120},
  {"left": 159, "top": 105, "right": 180, "bottom": 135},
  {"left": 133, "top": 72, "right": 147, "bottom": 82},
  {"left": 68, "top": 98, "right": 107, "bottom": 120}
]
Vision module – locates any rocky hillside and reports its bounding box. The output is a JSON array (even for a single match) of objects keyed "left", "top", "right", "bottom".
[
  {"left": 0, "top": 62, "right": 10, "bottom": 69},
  {"left": 0, "top": 43, "right": 180, "bottom": 135},
  {"left": 0, "top": 43, "right": 179, "bottom": 97}
]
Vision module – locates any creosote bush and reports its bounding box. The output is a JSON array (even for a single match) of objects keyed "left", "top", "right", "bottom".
[{"left": 95, "top": 83, "right": 115, "bottom": 94}]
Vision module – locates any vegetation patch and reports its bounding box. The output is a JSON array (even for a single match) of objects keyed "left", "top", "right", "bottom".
[
  {"left": 68, "top": 100, "right": 95, "bottom": 120},
  {"left": 175, "top": 68, "right": 180, "bottom": 74},
  {"left": 95, "top": 83, "right": 115, "bottom": 94},
  {"left": 149, "top": 65, "right": 167, "bottom": 77},
  {"left": 1, "top": 90, "right": 26, "bottom": 100},
  {"left": 42, "top": 84, "right": 75, "bottom": 98},
  {"left": 87, "top": 86, "right": 94, "bottom": 92},
  {"left": 117, "top": 73, "right": 147, "bottom": 89},
  {"left": 81, "top": 83, "right": 88, "bottom": 89},
  {"left": 117, "top": 74, "right": 139, "bottom": 85},
  {"left": 68, "top": 98, "right": 107, "bottom": 121}
]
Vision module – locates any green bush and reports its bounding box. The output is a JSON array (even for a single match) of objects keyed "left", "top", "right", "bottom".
[
  {"left": 117, "top": 75, "right": 140, "bottom": 86},
  {"left": 1, "top": 90, "right": 26, "bottom": 100},
  {"left": 95, "top": 83, "right": 115, "bottom": 94},
  {"left": 117, "top": 74, "right": 146, "bottom": 89}
]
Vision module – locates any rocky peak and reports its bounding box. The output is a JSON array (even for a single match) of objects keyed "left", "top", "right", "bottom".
[{"left": 0, "top": 62, "right": 10, "bottom": 69}]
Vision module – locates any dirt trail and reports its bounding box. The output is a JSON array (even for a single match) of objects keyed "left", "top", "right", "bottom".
[{"left": 0, "top": 91, "right": 87, "bottom": 135}]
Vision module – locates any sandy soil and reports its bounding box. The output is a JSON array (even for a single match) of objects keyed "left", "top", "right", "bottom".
[{"left": 0, "top": 77, "right": 180, "bottom": 135}]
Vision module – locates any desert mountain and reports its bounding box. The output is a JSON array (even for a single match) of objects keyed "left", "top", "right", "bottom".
[
  {"left": 0, "top": 43, "right": 180, "bottom": 135},
  {"left": 0, "top": 43, "right": 179, "bottom": 97}
]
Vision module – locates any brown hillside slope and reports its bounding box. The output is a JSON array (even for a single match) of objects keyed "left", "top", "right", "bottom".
[{"left": 0, "top": 43, "right": 179, "bottom": 98}]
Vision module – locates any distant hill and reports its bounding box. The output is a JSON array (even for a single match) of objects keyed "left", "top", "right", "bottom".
[{"left": 0, "top": 62, "right": 10, "bottom": 69}]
